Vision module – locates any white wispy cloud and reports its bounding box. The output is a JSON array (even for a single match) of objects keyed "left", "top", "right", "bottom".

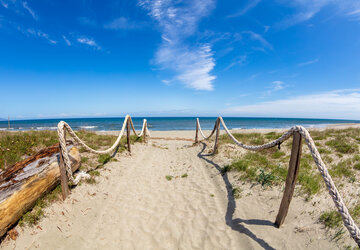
[
  {"left": 227, "top": 0, "right": 261, "bottom": 18},
  {"left": 347, "top": 9, "right": 360, "bottom": 21},
  {"left": 139, "top": 0, "right": 216, "bottom": 91},
  {"left": 62, "top": 35, "right": 71, "bottom": 46},
  {"left": 22, "top": 2, "right": 37, "bottom": 20},
  {"left": 271, "top": 80, "right": 284, "bottom": 91},
  {"left": 348, "top": 9, "right": 360, "bottom": 16},
  {"left": 243, "top": 31, "right": 273, "bottom": 50},
  {"left": 156, "top": 43, "right": 216, "bottom": 90},
  {"left": 0, "top": 0, "right": 8, "bottom": 8},
  {"left": 104, "top": 17, "right": 142, "bottom": 30},
  {"left": 298, "top": 58, "right": 319, "bottom": 67},
  {"left": 224, "top": 89, "right": 360, "bottom": 119},
  {"left": 278, "top": 0, "right": 360, "bottom": 28},
  {"left": 19, "top": 27, "right": 56, "bottom": 44},
  {"left": 1, "top": 0, "right": 38, "bottom": 20},
  {"left": 224, "top": 55, "right": 247, "bottom": 71},
  {"left": 264, "top": 80, "right": 285, "bottom": 95},
  {"left": 77, "top": 37, "right": 101, "bottom": 49}
]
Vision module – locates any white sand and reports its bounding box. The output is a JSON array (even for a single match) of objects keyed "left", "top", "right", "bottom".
[{"left": 1, "top": 127, "right": 359, "bottom": 249}]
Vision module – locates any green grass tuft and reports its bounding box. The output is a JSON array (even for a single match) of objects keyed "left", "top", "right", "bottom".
[
  {"left": 232, "top": 187, "right": 242, "bottom": 199},
  {"left": 319, "top": 210, "right": 342, "bottom": 229},
  {"left": 325, "top": 137, "right": 358, "bottom": 154},
  {"left": 257, "top": 169, "right": 276, "bottom": 187},
  {"left": 98, "top": 154, "right": 111, "bottom": 165}
]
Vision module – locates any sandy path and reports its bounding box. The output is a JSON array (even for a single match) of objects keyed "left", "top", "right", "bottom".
[{"left": 1, "top": 138, "right": 342, "bottom": 249}]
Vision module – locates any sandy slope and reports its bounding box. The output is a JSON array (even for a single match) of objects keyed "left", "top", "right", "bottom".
[{"left": 1, "top": 134, "right": 354, "bottom": 249}]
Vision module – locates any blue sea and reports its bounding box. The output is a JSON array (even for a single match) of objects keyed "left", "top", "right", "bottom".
[{"left": 0, "top": 117, "right": 359, "bottom": 131}]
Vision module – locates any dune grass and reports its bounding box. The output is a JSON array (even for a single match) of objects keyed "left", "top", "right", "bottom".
[
  {"left": 218, "top": 127, "right": 360, "bottom": 198},
  {"left": 0, "top": 131, "right": 58, "bottom": 169},
  {"left": 0, "top": 130, "right": 144, "bottom": 170}
]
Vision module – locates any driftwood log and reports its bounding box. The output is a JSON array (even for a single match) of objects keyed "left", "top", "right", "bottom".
[{"left": 0, "top": 143, "right": 80, "bottom": 237}]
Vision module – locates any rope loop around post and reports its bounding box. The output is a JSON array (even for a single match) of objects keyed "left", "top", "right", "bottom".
[{"left": 196, "top": 117, "right": 360, "bottom": 246}]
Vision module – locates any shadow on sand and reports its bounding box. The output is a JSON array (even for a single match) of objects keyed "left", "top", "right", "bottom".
[{"left": 197, "top": 142, "right": 276, "bottom": 250}]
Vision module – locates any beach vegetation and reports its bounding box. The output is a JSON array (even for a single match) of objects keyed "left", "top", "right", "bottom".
[
  {"left": 219, "top": 127, "right": 360, "bottom": 199},
  {"left": 165, "top": 175, "right": 173, "bottom": 181},
  {"left": 181, "top": 173, "right": 188, "bottom": 178},
  {"left": 271, "top": 151, "right": 285, "bottom": 159},
  {"left": 232, "top": 187, "right": 242, "bottom": 199},
  {"left": 264, "top": 132, "right": 283, "bottom": 140},
  {"left": 257, "top": 169, "right": 276, "bottom": 187},
  {"left": 98, "top": 154, "right": 111, "bottom": 165},
  {"left": 81, "top": 156, "right": 89, "bottom": 163},
  {"left": 0, "top": 129, "right": 145, "bottom": 170},
  {"left": 319, "top": 210, "right": 342, "bottom": 229},
  {"left": 0, "top": 131, "right": 58, "bottom": 169},
  {"left": 89, "top": 170, "right": 100, "bottom": 177},
  {"left": 86, "top": 177, "right": 97, "bottom": 184},
  {"left": 330, "top": 160, "right": 355, "bottom": 179},
  {"left": 325, "top": 137, "right": 357, "bottom": 154}
]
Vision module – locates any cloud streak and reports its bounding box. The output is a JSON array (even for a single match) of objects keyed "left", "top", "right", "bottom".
[
  {"left": 1, "top": 0, "right": 38, "bottom": 20},
  {"left": 139, "top": 0, "right": 216, "bottom": 91},
  {"left": 224, "top": 89, "right": 360, "bottom": 119},
  {"left": 77, "top": 37, "right": 101, "bottom": 50},
  {"left": 278, "top": 0, "right": 360, "bottom": 28},
  {"left": 22, "top": 2, "right": 37, "bottom": 20},
  {"left": 18, "top": 27, "right": 56, "bottom": 44},
  {"left": 104, "top": 17, "right": 142, "bottom": 30},
  {"left": 227, "top": 0, "right": 261, "bottom": 18},
  {"left": 298, "top": 58, "right": 319, "bottom": 67}
]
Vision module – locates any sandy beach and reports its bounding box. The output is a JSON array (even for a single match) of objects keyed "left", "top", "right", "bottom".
[{"left": 1, "top": 125, "right": 360, "bottom": 249}]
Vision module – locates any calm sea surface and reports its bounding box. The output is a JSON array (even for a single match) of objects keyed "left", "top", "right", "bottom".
[{"left": 0, "top": 117, "right": 359, "bottom": 131}]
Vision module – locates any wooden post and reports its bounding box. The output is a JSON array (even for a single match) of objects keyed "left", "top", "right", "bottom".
[
  {"left": 58, "top": 141, "right": 70, "bottom": 200},
  {"left": 213, "top": 118, "right": 220, "bottom": 154},
  {"left": 195, "top": 119, "right": 199, "bottom": 143},
  {"left": 143, "top": 120, "right": 147, "bottom": 143},
  {"left": 275, "top": 131, "right": 302, "bottom": 227},
  {"left": 127, "top": 119, "right": 131, "bottom": 153}
]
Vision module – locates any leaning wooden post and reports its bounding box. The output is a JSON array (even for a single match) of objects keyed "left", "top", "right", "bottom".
[
  {"left": 58, "top": 129, "right": 70, "bottom": 200},
  {"left": 143, "top": 120, "right": 147, "bottom": 143},
  {"left": 126, "top": 118, "right": 131, "bottom": 153},
  {"left": 275, "top": 131, "right": 302, "bottom": 227},
  {"left": 195, "top": 118, "right": 199, "bottom": 143},
  {"left": 213, "top": 118, "right": 220, "bottom": 154}
]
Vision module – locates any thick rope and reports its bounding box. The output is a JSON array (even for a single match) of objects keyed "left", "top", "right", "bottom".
[
  {"left": 197, "top": 117, "right": 360, "bottom": 246},
  {"left": 57, "top": 115, "right": 150, "bottom": 184},
  {"left": 196, "top": 118, "right": 218, "bottom": 140}
]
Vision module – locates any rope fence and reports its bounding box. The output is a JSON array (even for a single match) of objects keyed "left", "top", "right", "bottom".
[
  {"left": 55, "top": 115, "right": 359, "bottom": 246},
  {"left": 57, "top": 115, "right": 150, "bottom": 198},
  {"left": 195, "top": 117, "right": 360, "bottom": 246}
]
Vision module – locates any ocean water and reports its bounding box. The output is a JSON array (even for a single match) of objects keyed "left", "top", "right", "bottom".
[{"left": 0, "top": 117, "right": 359, "bottom": 131}]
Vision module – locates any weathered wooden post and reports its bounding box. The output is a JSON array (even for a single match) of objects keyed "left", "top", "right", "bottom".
[
  {"left": 127, "top": 118, "right": 131, "bottom": 153},
  {"left": 275, "top": 131, "right": 302, "bottom": 227},
  {"left": 195, "top": 118, "right": 199, "bottom": 143},
  {"left": 58, "top": 129, "right": 70, "bottom": 200},
  {"left": 143, "top": 120, "right": 147, "bottom": 143},
  {"left": 213, "top": 118, "right": 220, "bottom": 154}
]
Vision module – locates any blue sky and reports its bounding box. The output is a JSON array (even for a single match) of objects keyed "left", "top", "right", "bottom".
[{"left": 1, "top": 0, "right": 360, "bottom": 119}]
